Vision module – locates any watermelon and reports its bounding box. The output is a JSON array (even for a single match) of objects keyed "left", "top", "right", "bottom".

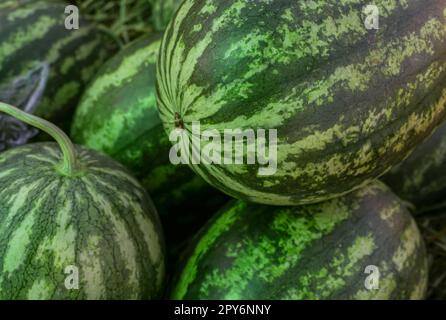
[
  {"left": 0, "top": 0, "right": 113, "bottom": 128},
  {"left": 383, "top": 121, "right": 446, "bottom": 213},
  {"left": 150, "top": 0, "right": 183, "bottom": 31},
  {"left": 172, "top": 181, "right": 428, "bottom": 300},
  {"left": 70, "top": 34, "right": 228, "bottom": 273},
  {"left": 156, "top": 0, "right": 446, "bottom": 206},
  {"left": 0, "top": 102, "right": 165, "bottom": 299}
]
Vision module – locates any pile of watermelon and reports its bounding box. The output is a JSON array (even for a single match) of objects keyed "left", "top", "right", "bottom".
[{"left": 0, "top": 0, "right": 446, "bottom": 300}]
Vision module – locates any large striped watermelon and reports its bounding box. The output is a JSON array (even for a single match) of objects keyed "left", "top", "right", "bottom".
[
  {"left": 150, "top": 0, "right": 183, "bottom": 31},
  {"left": 172, "top": 181, "right": 428, "bottom": 300},
  {"left": 0, "top": 102, "right": 165, "bottom": 299},
  {"left": 383, "top": 121, "right": 446, "bottom": 213},
  {"left": 156, "top": 0, "right": 446, "bottom": 205},
  {"left": 70, "top": 34, "right": 228, "bottom": 272},
  {"left": 0, "top": 0, "right": 113, "bottom": 128}
]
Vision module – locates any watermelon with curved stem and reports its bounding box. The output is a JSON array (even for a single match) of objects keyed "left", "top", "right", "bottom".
[
  {"left": 172, "top": 182, "right": 428, "bottom": 300},
  {"left": 0, "top": 0, "right": 113, "bottom": 128},
  {"left": 0, "top": 102, "right": 165, "bottom": 299},
  {"left": 156, "top": 0, "right": 446, "bottom": 205}
]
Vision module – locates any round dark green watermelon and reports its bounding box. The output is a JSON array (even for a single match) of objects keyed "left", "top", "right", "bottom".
[
  {"left": 0, "top": 0, "right": 114, "bottom": 128},
  {"left": 0, "top": 142, "right": 165, "bottom": 299},
  {"left": 383, "top": 121, "right": 446, "bottom": 213},
  {"left": 172, "top": 182, "right": 428, "bottom": 300},
  {"left": 156, "top": 0, "right": 446, "bottom": 205}
]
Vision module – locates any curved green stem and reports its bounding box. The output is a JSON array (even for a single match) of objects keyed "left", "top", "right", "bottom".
[{"left": 0, "top": 101, "right": 80, "bottom": 177}]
